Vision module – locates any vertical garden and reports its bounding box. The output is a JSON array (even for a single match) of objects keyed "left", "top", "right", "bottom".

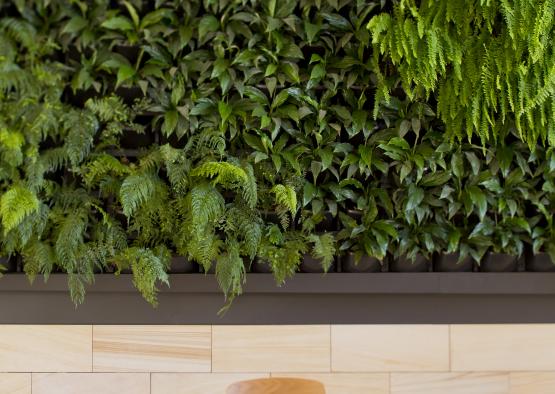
[{"left": 0, "top": 0, "right": 554, "bottom": 307}]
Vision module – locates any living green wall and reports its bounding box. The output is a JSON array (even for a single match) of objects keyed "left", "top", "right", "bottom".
[{"left": 0, "top": 0, "right": 554, "bottom": 306}]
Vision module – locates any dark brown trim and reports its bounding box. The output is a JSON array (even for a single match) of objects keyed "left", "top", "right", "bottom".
[{"left": 1, "top": 273, "right": 555, "bottom": 324}]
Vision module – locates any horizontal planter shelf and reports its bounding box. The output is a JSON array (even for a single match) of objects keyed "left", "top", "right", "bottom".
[{"left": 2, "top": 273, "right": 555, "bottom": 324}]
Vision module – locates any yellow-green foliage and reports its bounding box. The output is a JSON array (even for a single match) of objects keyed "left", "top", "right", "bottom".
[{"left": 368, "top": 0, "right": 555, "bottom": 146}]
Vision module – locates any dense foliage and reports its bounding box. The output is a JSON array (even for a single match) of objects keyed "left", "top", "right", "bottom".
[
  {"left": 368, "top": 0, "right": 555, "bottom": 146},
  {"left": 0, "top": 0, "right": 553, "bottom": 307}
]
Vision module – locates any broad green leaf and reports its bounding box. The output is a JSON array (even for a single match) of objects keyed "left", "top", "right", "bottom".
[
  {"left": 140, "top": 8, "right": 173, "bottom": 30},
  {"left": 123, "top": 1, "right": 140, "bottom": 28},
  {"left": 304, "top": 21, "right": 320, "bottom": 43},
  {"left": 199, "top": 15, "right": 219, "bottom": 40},
  {"left": 162, "top": 110, "right": 178, "bottom": 136},
  {"left": 62, "top": 16, "right": 88, "bottom": 34},
  {"left": 373, "top": 220, "right": 398, "bottom": 238},
  {"left": 465, "top": 152, "right": 481, "bottom": 175},
  {"left": 322, "top": 12, "right": 352, "bottom": 30},
  {"left": 116, "top": 65, "right": 136, "bottom": 87},
  {"left": 281, "top": 62, "right": 300, "bottom": 83},
  {"left": 101, "top": 16, "right": 134, "bottom": 31},
  {"left": 272, "top": 90, "right": 289, "bottom": 108},
  {"left": 420, "top": 171, "right": 451, "bottom": 186},
  {"left": 451, "top": 152, "right": 464, "bottom": 178},
  {"left": 303, "top": 182, "right": 318, "bottom": 206},
  {"left": 218, "top": 101, "right": 233, "bottom": 124},
  {"left": 310, "top": 63, "right": 326, "bottom": 80},
  {"left": 406, "top": 185, "right": 424, "bottom": 210},
  {"left": 468, "top": 186, "right": 487, "bottom": 219}
]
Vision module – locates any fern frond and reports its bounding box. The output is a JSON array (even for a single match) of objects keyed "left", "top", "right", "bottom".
[
  {"left": 257, "top": 231, "right": 307, "bottom": 284},
  {"left": 120, "top": 172, "right": 160, "bottom": 218},
  {"left": 190, "top": 182, "right": 225, "bottom": 227},
  {"left": 308, "top": 233, "right": 336, "bottom": 272},
  {"left": 67, "top": 273, "right": 89, "bottom": 305},
  {"left": 192, "top": 161, "right": 248, "bottom": 187},
  {"left": 225, "top": 204, "right": 262, "bottom": 259},
  {"left": 54, "top": 209, "right": 87, "bottom": 271},
  {"left": 0, "top": 186, "right": 39, "bottom": 235},
  {"left": 114, "top": 246, "right": 169, "bottom": 306},
  {"left": 21, "top": 239, "right": 55, "bottom": 281},
  {"left": 81, "top": 154, "right": 130, "bottom": 186},
  {"left": 0, "top": 18, "right": 37, "bottom": 52},
  {"left": 271, "top": 184, "right": 297, "bottom": 216},
  {"left": 85, "top": 95, "right": 131, "bottom": 123},
  {"left": 62, "top": 110, "right": 99, "bottom": 167},
  {"left": 160, "top": 144, "right": 191, "bottom": 193},
  {"left": 240, "top": 162, "right": 258, "bottom": 208},
  {"left": 215, "top": 240, "right": 245, "bottom": 302}
]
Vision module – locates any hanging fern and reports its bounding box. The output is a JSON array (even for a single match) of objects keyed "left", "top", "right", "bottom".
[
  {"left": 258, "top": 227, "right": 307, "bottom": 284},
  {"left": 53, "top": 209, "right": 88, "bottom": 270},
  {"left": 368, "top": 0, "right": 555, "bottom": 146},
  {"left": 308, "top": 233, "right": 336, "bottom": 272},
  {"left": 215, "top": 240, "right": 245, "bottom": 303},
  {"left": 114, "top": 246, "right": 170, "bottom": 306},
  {"left": 225, "top": 203, "right": 263, "bottom": 260},
  {"left": 21, "top": 239, "right": 55, "bottom": 281}
]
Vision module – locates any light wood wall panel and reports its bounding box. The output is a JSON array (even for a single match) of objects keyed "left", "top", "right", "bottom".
[
  {"left": 451, "top": 324, "right": 555, "bottom": 371},
  {"left": 93, "top": 325, "right": 211, "bottom": 372},
  {"left": 0, "top": 373, "right": 31, "bottom": 394},
  {"left": 212, "top": 325, "right": 330, "bottom": 372},
  {"left": 332, "top": 325, "right": 450, "bottom": 372},
  {"left": 0, "top": 326, "right": 91, "bottom": 372},
  {"left": 509, "top": 372, "right": 555, "bottom": 394},
  {"left": 273, "top": 373, "right": 389, "bottom": 394},
  {"left": 0, "top": 324, "right": 553, "bottom": 393},
  {"left": 391, "top": 372, "right": 509, "bottom": 394},
  {"left": 151, "top": 373, "right": 268, "bottom": 394},
  {"left": 32, "top": 373, "right": 149, "bottom": 394}
]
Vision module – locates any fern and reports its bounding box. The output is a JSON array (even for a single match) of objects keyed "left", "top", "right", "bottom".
[
  {"left": 193, "top": 160, "right": 259, "bottom": 208},
  {"left": 114, "top": 246, "right": 170, "bottom": 306},
  {"left": 308, "top": 233, "right": 336, "bottom": 272},
  {"left": 368, "top": 0, "right": 555, "bottom": 146},
  {"left": 0, "top": 128, "right": 24, "bottom": 166},
  {"left": 240, "top": 162, "right": 258, "bottom": 209},
  {"left": 0, "top": 186, "right": 39, "bottom": 235},
  {"left": 0, "top": 18, "right": 37, "bottom": 52},
  {"left": 192, "top": 161, "right": 247, "bottom": 185},
  {"left": 271, "top": 184, "right": 297, "bottom": 228},
  {"left": 160, "top": 144, "right": 190, "bottom": 193},
  {"left": 190, "top": 182, "right": 225, "bottom": 228},
  {"left": 2, "top": 202, "right": 48, "bottom": 253},
  {"left": 67, "top": 273, "right": 88, "bottom": 306},
  {"left": 258, "top": 228, "right": 307, "bottom": 284},
  {"left": 81, "top": 154, "right": 131, "bottom": 187},
  {"left": 21, "top": 239, "right": 55, "bottom": 281},
  {"left": 215, "top": 240, "right": 245, "bottom": 310},
  {"left": 225, "top": 204, "right": 262, "bottom": 260},
  {"left": 62, "top": 110, "right": 99, "bottom": 167},
  {"left": 184, "top": 183, "right": 225, "bottom": 268},
  {"left": 85, "top": 96, "right": 131, "bottom": 123},
  {"left": 54, "top": 209, "right": 88, "bottom": 272},
  {"left": 120, "top": 172, "right": 159, "bottom": 218}
]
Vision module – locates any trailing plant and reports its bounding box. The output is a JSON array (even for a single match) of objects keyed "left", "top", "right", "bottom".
[
  {"left": 1, "top": 0, "right": 555, "bottom": 309},
  {"left": 368, "top": 0, "right": 555, "bottom": 146}
]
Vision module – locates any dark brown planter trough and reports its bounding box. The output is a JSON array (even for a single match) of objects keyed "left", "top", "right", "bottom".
[{"left": 2, "top": 273, "right": 555, "bottom": 324}]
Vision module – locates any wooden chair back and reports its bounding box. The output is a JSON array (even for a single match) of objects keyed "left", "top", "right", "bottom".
[{"left": 226, "top": 377, "right": 325, "bottom": 394}]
